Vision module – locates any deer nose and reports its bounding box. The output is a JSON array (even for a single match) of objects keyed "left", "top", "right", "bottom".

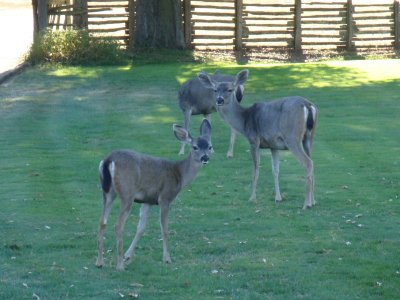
[
  {"left": 200, "top": 155, "right": 209, "bottom": 164},
  {"left": 216, "top": 96, "right": 224, "bottom": 106}
]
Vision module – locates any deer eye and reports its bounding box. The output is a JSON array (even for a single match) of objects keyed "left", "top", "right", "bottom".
[
  {"left": 213, "top": 89, "right": 217, "bottom": 93},
  {"left": 227, "top": 89, "right": 233, "bottom": 93},
  {"left": 208, "top": 145, "right": 213, "bottom": 151},
  {"left": 193, "top": 145, "right": 199, "bottom": 151}
]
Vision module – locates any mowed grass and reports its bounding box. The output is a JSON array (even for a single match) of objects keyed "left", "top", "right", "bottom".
[{"left": 0, "top": 60, "right": 399, "bottom": 299}]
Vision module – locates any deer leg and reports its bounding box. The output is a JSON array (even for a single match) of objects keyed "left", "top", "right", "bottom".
[
  {"left": 96, "top": 190, "right": 115, "bottom": 268},
  {"left": 227, "top": 127, "right": 236, "bottom": 158},
  {"left": 249, "top": 144, "right": 260, "bottom": 202},
  {"left": 114, "top": 199, "right": 133, "bottom": 270},
  {"left": 124, "top": 203, "right": 151, "bottom": 264},
  {"left": 302, "top": 130, "right": 312, "bottom": 157},
  {"left": 204, "top": 114, "right": 214, "bottom": 153},
  {"left": 287, "top": 142, "right": 314, "bottom": 209},
  {"left": 159, "top": 200, "right": 171, "bottom": 263},
  {"left": 271, "top": 149, "right": 282, "bottom": 202},
  {"left": 179, "top": 109, "right": 192, "bottom": 155}
]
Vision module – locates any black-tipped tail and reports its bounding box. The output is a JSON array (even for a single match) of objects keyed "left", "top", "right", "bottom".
[
  {"left": 306, "top": 106, "right": 315, "bottom": 131},
  {"left": 100, "top": 159, "right": 112, "bottom": 193}
]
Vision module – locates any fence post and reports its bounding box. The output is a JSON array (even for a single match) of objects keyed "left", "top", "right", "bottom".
[
  {"left": 73, "top": 0, "right": 88, "bottom": 29},
  {"left": 183, "top": 0, "right": 192, "bottom": 49},
  {"left": 235, "top": 0, "right": 243, "bottom": 51},
  {"left": 294, "top": 0, "right": 302, "bottom": 52},
  {"left": 346, "top": 0, "right": 354, "bottom": 51},
  {"left": 395, "top": 0, "right": 400, "bottom": 49},
  {"left": 127, "top": 0, "right": 136, "bottom": 51}
]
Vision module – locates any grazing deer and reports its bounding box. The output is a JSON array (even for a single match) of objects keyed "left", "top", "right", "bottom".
[
  {"left": 198, "top": 70, "right": 318, "bottom": 209},
  {"left": 96, "top": 119, "right": 212, "bottom": 270},
  {"left": 178, "top": 70, "right": 245, "bottom": 157}
]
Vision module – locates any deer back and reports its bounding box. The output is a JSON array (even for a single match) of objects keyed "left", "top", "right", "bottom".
[
  {"left": 243, "top": 97, "right": 316, "bottom": 149},
  {"left": 104, "top": 150, "right": 182, "bottom": 204}
]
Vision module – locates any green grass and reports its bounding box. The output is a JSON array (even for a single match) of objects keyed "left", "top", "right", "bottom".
[{"left": 1, "top": 60, "right": 399, "bottom": 299}]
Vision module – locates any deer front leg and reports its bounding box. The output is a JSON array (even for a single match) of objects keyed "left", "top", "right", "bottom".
[
  {"left": 226, "top": 128, "right": 236, "bottom": 158},
  {"left": 179, "top": 109, "right": 192, "bottom": 155},
  {"left": 159, "top": 201, "right": 171, "bottom": 263},
  {"left": 249, "top": 144, "right": 260, "bottom": 202},
  {"left": 124, "top": 204, "right": 151, "bottom": 264},
  {"left": 114, "top": 200, "right": 133, "bottom": 270},
  {"left": 271, "top": 149, "right": 282, "bottom": 202}
]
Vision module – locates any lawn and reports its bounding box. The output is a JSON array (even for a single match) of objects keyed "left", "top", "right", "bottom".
[{"left": 0, "top": 60, "right": 399, "bottom": 299}]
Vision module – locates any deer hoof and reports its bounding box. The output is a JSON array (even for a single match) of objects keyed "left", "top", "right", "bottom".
[
  {"left": 95, "top": 259, "right": 104, "bottom": 268},
  {"left": 163, "top": 255, "right": 172, "bottom": 264},
  {"left": 249, "top": 196, "right": 257, "bottom": 203}
]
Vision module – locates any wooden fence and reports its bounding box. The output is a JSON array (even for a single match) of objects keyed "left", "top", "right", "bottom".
[{"left": 42, "top": 0, "right": 400, "bottom": 51}]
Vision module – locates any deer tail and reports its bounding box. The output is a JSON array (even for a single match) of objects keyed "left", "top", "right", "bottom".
[{"left": 99, "top": 159, "right": 113, "bottom": 193}]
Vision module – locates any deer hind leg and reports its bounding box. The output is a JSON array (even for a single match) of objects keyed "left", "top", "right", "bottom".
[
  {"left": 114, "top": 198, "right": 133, "bottom": 270},
  {"left": 249, "top": 144, "right": 260, "bottom": 202},
  {"left": 96, "top": 189, "right": 116, "bottom": 268},
  {"left": 287, "top": 141, "right": 314, "bottom": 209},
  {"left": 179, "top": 109, "right": 192, "bottom": 155},
  {"left": 271, "top": 149, "right": 282, "bottom": 202},
  {"left": 302, "top": 130, "right": 312, "bottom": 157},
  {"left": 124, "top": 203, "right": 151, "bottom": 264},
  {"left": 159, "top": 200, "right": 171, "bottom": 263},
  {"left": 227, "top": 127, "right": 236, "bottom": 158}
]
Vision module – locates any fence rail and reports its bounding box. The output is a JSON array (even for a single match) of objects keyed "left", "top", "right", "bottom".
[{"left": 44, "top": 0, "right": 400, "bottom": 51}]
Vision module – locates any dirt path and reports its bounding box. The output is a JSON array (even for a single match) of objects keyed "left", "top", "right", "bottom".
[{"left": 0, "top": 0, "right": 33, "bottom": 75}]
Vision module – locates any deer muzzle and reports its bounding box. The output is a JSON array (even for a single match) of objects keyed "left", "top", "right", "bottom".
[
  {"left": 200, "top": 155, "right": 209, "bottom": 164},
  {"left": 216, "top": 96, "right": 224, "bottom": 106}
]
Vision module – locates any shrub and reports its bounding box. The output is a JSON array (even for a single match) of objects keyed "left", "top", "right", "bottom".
[{"left": 28, "top": 29, "right": 128, "bottom": 65}]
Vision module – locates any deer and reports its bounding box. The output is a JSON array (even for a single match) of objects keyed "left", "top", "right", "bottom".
[
  {"left": 198, "top": 69, "right": 318, "bottom": 209},
  {"left": 178, "top": 70, "right": 245, "bottom": 158},
  {"left": 95, "top": 119, "right": 212, "bottom": 270}
]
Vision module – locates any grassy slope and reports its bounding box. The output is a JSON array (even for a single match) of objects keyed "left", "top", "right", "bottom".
[{"left": 0, "top": 60, "right": 399, "bottom": 299}]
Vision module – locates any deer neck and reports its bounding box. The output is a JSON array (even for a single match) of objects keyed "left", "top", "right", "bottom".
[
  {"left": 177, "top": 153, "right": 202, "bottom": 188},
  {"left": 217, "top": 97, "right": 247, "bottom": 135}
]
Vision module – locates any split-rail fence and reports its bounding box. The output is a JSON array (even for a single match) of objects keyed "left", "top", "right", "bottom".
[{"left": 33, "top": 0, "right": 400, "bottom": 51}]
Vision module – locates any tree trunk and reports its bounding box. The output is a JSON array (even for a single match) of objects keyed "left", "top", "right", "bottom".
[{"left": 134, "top": 0, "right": 184, "bottom": 49}]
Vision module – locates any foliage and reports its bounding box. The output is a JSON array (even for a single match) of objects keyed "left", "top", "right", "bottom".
[
  {"left": 0, "top": 60, "right": 399, "bottom": 299},
  {"left": 28, "top": 29, "right": 128, "bottom": 65}
]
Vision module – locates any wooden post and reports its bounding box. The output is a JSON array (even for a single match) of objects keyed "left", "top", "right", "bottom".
[
  {"left": 235, "top": 0, "right": 243, "bottom": 51},
  {"left": 395, "top": 0, "right": 400, "bottom": 49},
  {"left": 183, "top": 0, "right": 192, "bottom": 49},
  {"left": 73, "top": 0, "right": 88, "bottom": 29},
  {"left": 128, "top": 0, "right": 136, "bottom": 51},
  {"left": 294, "top": 0, "right": 302, "bottom": 52},
  {"left": 346, "top": 0, "right": 354, "bottom": 51}
]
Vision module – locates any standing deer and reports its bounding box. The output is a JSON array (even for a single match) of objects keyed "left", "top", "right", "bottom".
[
  {"left": 178, "top": 70, "right": 245, "bottom": 157},
  {"left": 96, "top": 119, "right": 212, "bottom": 270},
  {"left": 198, "top": 70, "right": 318, "bottom": 209}
]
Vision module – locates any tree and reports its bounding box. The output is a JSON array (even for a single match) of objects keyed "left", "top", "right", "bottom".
[{"left": 132, "top": 0, "right": 185, "bottom": 49}]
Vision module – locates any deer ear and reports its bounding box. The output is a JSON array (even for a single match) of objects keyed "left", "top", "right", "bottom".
[
  {"left": 200, "top": 119, "right": 211, "bottom": 139},
  {"left": 235, "top": 84, "right": 244, "bottom": 102},
  {"left": 198, "top": 71, "right": 215, "bottom": 89},
  {"left": 173, "top": 124, "right": 192, "bottom": 143},
  {"left": 234, "top": 69, "right": 249, "bottom": 87}
]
